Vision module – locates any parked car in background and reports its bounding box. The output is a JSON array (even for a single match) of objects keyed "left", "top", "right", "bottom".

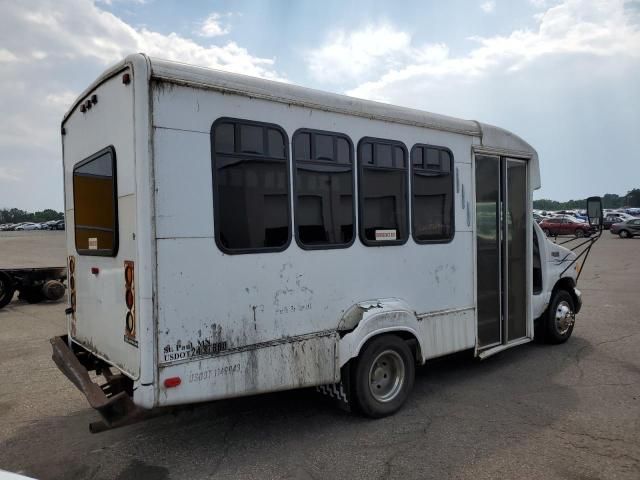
[
  {"left": 14, "top": 222, "right": 41, "bottom": 231},
  {"left": 51, "top": 220, "right": 65, "bottom": 230},
  {"left": 603, "top": 214, "right": 624, "bottom": 229},
  {"left": 551, "top": 214, "right": 586, "bottom": 223},
  {"left": 612, "top": 212, "right": 639, "bottom": 222},
  {"left": 610, "top": 218, "right": 640, "bottom": 238},
  {"left": 40, "top": 220, "right": 64, "bottom": 230},
  {"left": 539, "top": 217, "right": 595, "bottom": 237},
  {"left": 533, "top": 213, "right": 544, "bottom": 223}
]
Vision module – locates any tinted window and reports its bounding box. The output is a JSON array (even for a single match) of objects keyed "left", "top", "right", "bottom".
[
  {"left": 73, "top": 147, "right": 118, "bottom": 256},
  {"left": 212, "top": 119, "right": 290, "bottom": 253},
  {"left": 411, "top": 145, "right": 454, "bottom": 242},
  {"left": 293, "top": 130, "right": 354, "bottom": 248},
  {"left": 358, "top": 138, "right": 408, "bottom": 245}
]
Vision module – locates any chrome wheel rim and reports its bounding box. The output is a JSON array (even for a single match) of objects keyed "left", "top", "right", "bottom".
[
  {"left": 620, "top": 230, "right": 628, "bottom": 238},
  {"left": 555, "top": 300, "right": 574, "bottom": 335},
  {"left": 369, "top": 350, "right": 405, "bottom": 402}
]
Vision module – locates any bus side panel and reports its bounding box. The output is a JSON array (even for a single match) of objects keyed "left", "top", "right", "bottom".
[
  {"left": 152, "top": 83, "right": 476, "bottom": 400},
  {"left": 156, "top": 333, "right": 338, "bottom": 407}
]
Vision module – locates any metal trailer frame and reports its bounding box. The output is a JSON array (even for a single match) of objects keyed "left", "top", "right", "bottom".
[{"left": 0, "top": 267, "right": 67, "bottom": 309}]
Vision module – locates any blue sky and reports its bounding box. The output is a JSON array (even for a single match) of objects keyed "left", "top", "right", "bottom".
[{"left": 1, "top": 0, "right": 639, "bottom": 211}]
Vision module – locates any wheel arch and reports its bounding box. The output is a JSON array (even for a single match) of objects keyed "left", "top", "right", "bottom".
[
  {"left": 337, "top": 299, "right": 424, "bottom": 368},
  {"left": 551, "top": 277, "right": 579, "bottom": 313}
]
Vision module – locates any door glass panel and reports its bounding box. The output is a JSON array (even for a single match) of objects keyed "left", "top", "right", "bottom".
[
  {"left": 507, "top": 159, "right": 527, "bottom": 340},
  {"left": 475, "top": 156, "right": 501, "bottom": 347}
]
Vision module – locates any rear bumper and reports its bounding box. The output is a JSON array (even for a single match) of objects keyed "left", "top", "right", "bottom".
[{"left": 50, "top": 335, "right": 144, "bottom": 432}]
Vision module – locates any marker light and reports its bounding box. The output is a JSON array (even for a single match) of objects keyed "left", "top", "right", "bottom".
[
  {"left": 124, "top": 264, "right": 133, "bottom": 285},
  {"left": 125, "top": 290, "right": 134, "bottom": 309},
  {"left": 122, "top": 73, "right": 131, "bottom": 85},
  {"left": 164, "top": 377, "right": 181, "bottom": 388}
]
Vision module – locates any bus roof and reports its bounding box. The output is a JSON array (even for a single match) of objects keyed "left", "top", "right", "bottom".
[{"left": 63, "top": 53, "right": 540, "bottom": 189}]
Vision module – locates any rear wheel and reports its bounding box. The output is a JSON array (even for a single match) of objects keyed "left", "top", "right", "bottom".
[
  {"left": 0, "top": 273, "right": 16, "bottom": 309},
  {"left": 619, "top": 230, "right": 631, "bottom": 239},
  {"left": 352, "top": 335, "right": 415, "bottom": 418},
  {"left": 544, "top": 290, "right": 575, "bottom": 344}
]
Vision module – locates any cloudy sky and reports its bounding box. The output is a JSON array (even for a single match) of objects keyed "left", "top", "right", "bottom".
[{"left": 1, "top": 0, "right": 639, "bottom": 211}]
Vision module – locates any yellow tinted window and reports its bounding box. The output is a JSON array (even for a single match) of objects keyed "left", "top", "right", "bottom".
[{"left": 73, "top": 148, "right": 118, "bottom": 255}]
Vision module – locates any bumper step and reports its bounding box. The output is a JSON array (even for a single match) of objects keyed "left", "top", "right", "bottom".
[{"left": 50, "top": 335, "right": 145, "bottom": 433}]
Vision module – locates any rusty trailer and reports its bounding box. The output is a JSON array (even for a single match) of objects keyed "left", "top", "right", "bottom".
[{"left": 0, "top": 267, "right": 66, "bottom": 309}]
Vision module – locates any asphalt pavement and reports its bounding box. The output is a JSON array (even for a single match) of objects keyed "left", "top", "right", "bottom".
[{"left": 0, "top": 231, "right": 638, "bottom": 479}]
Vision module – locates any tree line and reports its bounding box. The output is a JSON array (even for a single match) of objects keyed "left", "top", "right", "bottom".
[
  {"left": 3, "top": 188, "right": 639, "bottom": 223},
  {"left": 0, "top": 208, "right": 64, "bottom": 224},
  {"left": 534, "top": 189, "right": 640, "bottom": 211}
]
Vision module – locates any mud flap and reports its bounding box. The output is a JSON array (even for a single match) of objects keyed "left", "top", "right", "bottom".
[{"left": 315, "top": 363, "right": 352, "bottom": 412}]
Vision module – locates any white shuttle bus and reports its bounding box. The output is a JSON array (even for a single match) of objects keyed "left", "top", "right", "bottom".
[{"left": 52, "top": 54, "right": 598, "bottom": 431}]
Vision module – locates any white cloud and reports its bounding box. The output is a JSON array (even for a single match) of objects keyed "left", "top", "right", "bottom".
[
  {"left": 307, "top": 23, "right": 412, "bottom": 83},
  {"left": 0, "top": 0, "right": 284, "bottom": 211},
  {"left": 529, "top": 0, "right": 549, "bottom": 7},
  {"left": 0, "top": 49, "right": 19, "bottom": 63},
  {"left": 198, "top": 13, "right": 229, "bottom": 37},
  {"left": 481, "top": 1, "right": 496, "bottom": 13},
  {"left": 0, "top": 167, "right": 22, "bottom": 183},
  {"left": 333, "top": 0, "right": 640, "bottom": 101}
]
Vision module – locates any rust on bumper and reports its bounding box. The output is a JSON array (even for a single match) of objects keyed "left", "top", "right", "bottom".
[{"left": 50, "top": 335, "right": 145, "bottom": 433}]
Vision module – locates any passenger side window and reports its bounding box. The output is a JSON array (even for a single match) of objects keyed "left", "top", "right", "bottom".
[
  {"left": 411, "top": 145, "right": 454, "bottom": 242},
  {"left": 358, "top": 138, "right": 408, "bottom": 245},
  {"left": 293, "top": 130, "right": 355, "bottom": 248},
  {"left": 211, "top": 118, "right": 290, "bottom": 253}
]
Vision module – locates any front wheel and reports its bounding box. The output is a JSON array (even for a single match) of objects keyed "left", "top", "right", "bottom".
[
  {"left": 543, "top": 228, "right": 551, "bottom": 237},
  {"left": 352, "top": 335, "right": 415, "bottom": 418},
  {"left": 543, "top": 290, "right": 575, "bottom": 344},
  {"left": 575, "top": 229, "right": 585, "bottom": 238},
  {"left": 619, "top": 230, "right": 631, "bottom": 239}
]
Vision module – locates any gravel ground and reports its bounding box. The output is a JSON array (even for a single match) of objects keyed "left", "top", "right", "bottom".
[{"left": 0, "top": 231, "right": 638, "bottom": 480}]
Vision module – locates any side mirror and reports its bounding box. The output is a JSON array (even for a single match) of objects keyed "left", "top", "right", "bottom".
[{"left": 586, "top": 196, "right": 603, "bottom": 227}]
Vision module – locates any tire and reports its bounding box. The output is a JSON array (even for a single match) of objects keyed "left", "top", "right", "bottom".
[
  {"left": 619, "top": 230, "right": 630, "bottom": 239},
  {"left": 575, "top": 229, "right": 584, "bottom": 238},
  {"left": 543, "top": 290, "right": 575, "bottom": 344},
  {"left": 352, "top": 335, "right": 415, "bottom": 418},
  {"left": 0, "top": 273, "right": 16, "bottom": 309},
  {"left": 543, "top": 229, "right": 551, "bottom": 237}
]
